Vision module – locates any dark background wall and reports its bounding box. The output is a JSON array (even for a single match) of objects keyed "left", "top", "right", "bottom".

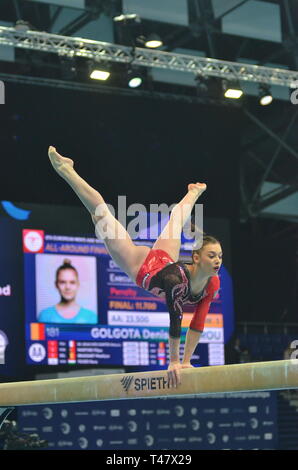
[{"left": 0, "top": 83, "right": 241, "bottom": 213}]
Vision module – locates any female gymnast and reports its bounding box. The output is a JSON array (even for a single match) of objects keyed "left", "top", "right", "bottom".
[{"left": 48, "top": 146, "right": 222, "bottom": 388}]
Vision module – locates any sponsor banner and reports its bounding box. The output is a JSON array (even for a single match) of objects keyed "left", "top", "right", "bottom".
[{"left": 17, "top": 392, "right": 278, "bottom": 450}]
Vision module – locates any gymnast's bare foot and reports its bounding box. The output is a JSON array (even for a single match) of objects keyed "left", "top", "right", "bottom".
[
  {"left": 48, "top": 146, "right": 74, "bottom": 175},
  {"left": 188, "top": 182, "right": 207, "bottom": 197}
]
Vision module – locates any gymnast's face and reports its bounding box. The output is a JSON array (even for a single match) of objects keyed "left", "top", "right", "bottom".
[
  {"left": 194, "top": 243, "right": 223, "bottom": 275},
  {"left": 56, "top": 269, "right": 80, "bottom": 302}
]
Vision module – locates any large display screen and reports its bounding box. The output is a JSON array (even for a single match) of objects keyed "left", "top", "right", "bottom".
[
  {"left": 0, "top": 201, "right": 234, "bottom": 376},
  {"left": 24, "top": 229, "right": 232, "bottom": 369}
]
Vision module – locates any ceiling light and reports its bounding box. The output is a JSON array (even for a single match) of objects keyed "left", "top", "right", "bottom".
[
  {"left": 223, "top": 80, "right": 243, "bottom": 99},
  {"left": 259, "top": 85, "right": 273, "bottom": 106},
  {"left": 260, "top": 94, "right": 273, "bottom": 106},
  {"left": 128, "top": 77, "right": 142, "bottom": 88},
  {"left": 224, "top": 88, "right": 243, "bottom": 99},
  {"left": 127, "top": 67, "right": 143, "bottom": 88},
  {"left": 90, "top": 70, "right": 110, "bottom": 81},
  {"left": 113, "top": 14, "right": 140, "bottom": 23},
  {"left": 145, "top": 34, "right": 163, "bottom": 48}
]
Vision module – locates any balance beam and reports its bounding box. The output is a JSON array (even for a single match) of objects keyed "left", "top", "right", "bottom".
[{"left": 0, "top": 360, "right": 297, "bottom": 407}]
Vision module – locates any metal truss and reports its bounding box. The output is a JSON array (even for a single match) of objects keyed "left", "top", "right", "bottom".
[
  {"left": 240, "top": 107, "right": 298, "bottom": 222},
  {"left": 0, "top": 26, "right": 298, "bottom": 87},
  {"left": 0, "top": 71, "right": 237, "bottom": 107}
]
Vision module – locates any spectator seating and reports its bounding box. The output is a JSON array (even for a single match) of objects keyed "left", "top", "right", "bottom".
[{"left": 237, "top": 333, "right": 297, "bottom": 362}]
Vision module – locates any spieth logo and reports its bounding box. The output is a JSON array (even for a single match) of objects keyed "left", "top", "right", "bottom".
[
  {"left": 121, "top": 376, "right": 134, "bottom": 392},
  {"left": 121, "top": 375, "right": 169, "bottom": 392},
  {"left": 23, "top": 229, "right": 44, "bottom": 253}
]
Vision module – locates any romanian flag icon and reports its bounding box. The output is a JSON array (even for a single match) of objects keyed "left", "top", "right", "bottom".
[
  {"left": 30, "top": 323, "right": 45, "bottom": 341},
  {"left": 68, "top": 340, "right": 76, "bottom": 364}
]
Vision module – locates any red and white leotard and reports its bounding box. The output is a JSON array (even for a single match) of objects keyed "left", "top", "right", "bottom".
[{"left": 136, "top": 249, "right": 220, "bottom": 338}]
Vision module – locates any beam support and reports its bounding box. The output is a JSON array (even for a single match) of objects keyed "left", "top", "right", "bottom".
[{"left": 0, "top": 360, "right": 297, "bottom": 407}]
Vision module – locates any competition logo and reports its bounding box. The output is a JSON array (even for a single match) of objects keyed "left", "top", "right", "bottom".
[
  {"left": 120, "top": 375, "right": 169, "bottom": 392},
  {"left": 23, "top": 229, "right": 44, "bottom": 253}
]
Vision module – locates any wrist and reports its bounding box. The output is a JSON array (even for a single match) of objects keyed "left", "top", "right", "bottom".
[
  {"left": 182, "top": 360, "right": 191, "bottom": 365},
  {"left": 168, "top": 336, "right": 181, "bottom": 364}
]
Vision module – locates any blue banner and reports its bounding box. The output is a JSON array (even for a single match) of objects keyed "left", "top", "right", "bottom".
[{"left": 18, "top": 391, "right": 278, "bottom": 450}]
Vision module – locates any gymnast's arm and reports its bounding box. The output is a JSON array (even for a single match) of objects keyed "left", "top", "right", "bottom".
[
  {"left": 182, "top": 294, "right": 213, "bottom": 366},
  {"left": 182, "top": 329, "right": 202, "bottom": 367},
  {"left": 166, "top": 293, "right": 210, "bottom": 386},
  {"left": 167, "top": 336, "right": 183, "bottom": 388},
  {"left": 182, "top": 276, "right": 220, "bottom": 366}
]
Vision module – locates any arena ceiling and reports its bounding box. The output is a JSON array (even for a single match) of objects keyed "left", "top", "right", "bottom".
[{"left": 0, "top": 0, "right": 297, "bottom": 226}]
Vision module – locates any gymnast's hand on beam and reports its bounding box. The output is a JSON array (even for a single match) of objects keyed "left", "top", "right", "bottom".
[
  {"left": 167, "top": 362, "right": 183, "bottom": 388},
  {"left": 181, "top": 362, "right": 194, "bottom": 369}
]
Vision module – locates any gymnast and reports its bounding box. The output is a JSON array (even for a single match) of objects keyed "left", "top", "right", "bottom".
[{"left": 48, "top": 146, "right": 222, "bottom": 388}]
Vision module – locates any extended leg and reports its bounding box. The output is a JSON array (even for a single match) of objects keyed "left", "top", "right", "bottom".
[
  {"left": 48, "top": 147, "right": 150, "bottom": 281},
  {"left": 152, "top": 183, "right": 206, "bottom": 261}
]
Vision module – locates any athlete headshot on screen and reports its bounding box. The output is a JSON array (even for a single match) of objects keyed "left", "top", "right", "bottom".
[{"left": 38, "top": 259, "right": 97, "bottom": 324}]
